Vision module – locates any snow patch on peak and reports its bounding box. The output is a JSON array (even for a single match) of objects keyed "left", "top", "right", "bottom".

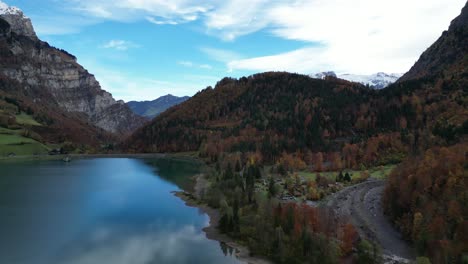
[
  {"left": 312, "top": 71, "right": 337, "bottom": 79},
  {"left": 339, "top": 73, "right": 403, "bottom": 89},
  {"left": 310, "top": 71, "right": 403, "bottom": 89},
  {"left": 0, "top": 1, "right": 36, "bottom": 39},
  {"left": 0, "top": 1, "right": 24, "bottom": 17}
]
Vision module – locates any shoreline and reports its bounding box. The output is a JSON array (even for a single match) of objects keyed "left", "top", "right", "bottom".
[
  {"left": 2, "top": 154, "right": 268, "bottom": 263},
  {"left": 0, "top": 153, "right": 166, "bottom": 161},
  {"left": 173, "top": 173, "right": 272, "bottom": 264},
  {"left": 0, "top": 153, "right": 204, "bottom": 163}
]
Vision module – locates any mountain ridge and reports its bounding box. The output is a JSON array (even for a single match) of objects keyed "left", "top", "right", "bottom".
[
  {"left": 124, "top": 2, "right": 467, "bottom": 166},
  {"left": 311, "top": 71, "right": 402, "bottom": 89},
  {"left": 398, "top": 2, "right": 468, "bottom": 82},
  {"left": 127, "top": 94, "right": 190, "bottom": 119},
  {"left": 0, "top": 1, "right": 145, "bottom": 135}
]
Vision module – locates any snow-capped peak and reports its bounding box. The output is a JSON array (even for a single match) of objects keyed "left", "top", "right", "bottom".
[
  {"left": 310, "top": 71, "right": 403, "bottom": 89},
  {"left": 0, "top": 1, "right": 36, "bottom": 39},
  {"left": 0, "top": 1, "right": 24, "bottom": 17},
  {"left": 312, "top": 71, "right": 337, "bottom": 79}
]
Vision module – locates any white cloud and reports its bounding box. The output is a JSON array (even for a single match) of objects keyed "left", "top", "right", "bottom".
[
  {"left": 63, "top": 225, "right": 208, "bottom": 264},
  {"left": 178, "top": 60, "right": 212, "bottom": 70},
  {"left": 202, "top": 0, "right": 272, "bottom": 41},
  {"left": 178, "top": 61, "right": 194, "bottom": 67},
  {"left": 67, "top": 0, "right": 213, "bottom": 24},
  {"left": 102, "top": 40, "right": 140, "bottom": 51},
  {"left": 146, "top": 16, "right": 178, "bottom": 25},
  {"left": 225, "top": 0, "right": 466, "bottom": 74},
  {"left": 55, "top": 0, "right": 466, "bottom": 74}
]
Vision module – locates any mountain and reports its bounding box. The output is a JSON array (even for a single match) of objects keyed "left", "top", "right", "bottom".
[
  {"left": 123, "top": 74, "right": 375, "bottom": 155},
  {"left": 398, "top": 2, "right": 468, "bottom": 82},
  {"left": 311, "top": 71, "right": 402, "bottom": 89},
  {"left": 383, "top": 3, "right": 468, "bottom": 262},
  {"left": 127, "top": 94, "right": 190, "bottom": 119},
  {"left": 123, "top": 6, "right": 467, "bottom": 262},
  {"left": 0, "top": 1, "right": 36, "bottom": 40},
  {"left": 0, "top": 1, "right": 145, "bottom": 135},
  {"left": 0, "top": 75, "right": 114, "bottom": 150},
  {"left": 125, "top": 3, "right": 466, "bottom": 166}
]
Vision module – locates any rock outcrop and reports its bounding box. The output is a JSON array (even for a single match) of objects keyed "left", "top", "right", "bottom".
[
  {"left": 0, "top": 1, "right": 37, "bottom": 40},
  {"left": 398, "top": 1, "right": 468, "bottom": 82},
  {"left": 0, "top": 2, "right": 145, "bottom": 135}
]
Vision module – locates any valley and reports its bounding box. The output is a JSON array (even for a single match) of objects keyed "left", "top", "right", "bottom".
[{"left": 0, "top": 0, "right": 466, "bottom": 264}]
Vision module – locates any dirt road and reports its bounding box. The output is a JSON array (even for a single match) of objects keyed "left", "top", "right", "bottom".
[{"left": 325, "top": 180, "right": 415, "bottom": 263}]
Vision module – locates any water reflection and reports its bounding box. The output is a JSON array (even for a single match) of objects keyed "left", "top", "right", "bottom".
[
  {"left": 220, "top": 242, "right": 236, "bottom": 257},
  {"left": 0, "top": 158, "right": 241, "bottom": 264},
  {"left": 58, "top": 225, "right": 213, "bottom": 264}
]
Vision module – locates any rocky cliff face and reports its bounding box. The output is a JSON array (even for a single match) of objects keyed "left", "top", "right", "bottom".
[
  {"left": 0, "top": 2, "right": 144, "bottom": 134},
  {"left": 399, "top": 2, "right": 468, "bottom": 82}
]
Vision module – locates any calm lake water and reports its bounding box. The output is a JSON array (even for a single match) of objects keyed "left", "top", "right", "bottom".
[{"left": 0, "top": 158, "right": 242, "bottom": 264}]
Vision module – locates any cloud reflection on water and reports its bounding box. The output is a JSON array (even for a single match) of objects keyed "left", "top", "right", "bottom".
[{"left": 59, "top": 225, "right": 216, "bottom": 264}]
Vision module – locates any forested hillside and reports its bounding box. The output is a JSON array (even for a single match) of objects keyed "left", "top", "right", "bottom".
[
  {"left": 126, "top": 2, "right": 468, "bottom": 162},
  {"left": 127, "top": 94, "right": 189, "bottom": 118},
  {"left": 124, "top": 3, "right": 467, "bottom": 263},
  {"left": 383, "top": 143, "right": 467, "bottom": 263},
  {"left": 383, "top": 4, "right": 468, "bottom": 262},
  {"left": 125, "top": 69, "right": 465, "bottom": 171}
]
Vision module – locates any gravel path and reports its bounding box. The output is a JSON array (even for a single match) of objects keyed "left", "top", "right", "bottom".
[{"left": 325, "top": 180, "right": 415, "bottom": 263}]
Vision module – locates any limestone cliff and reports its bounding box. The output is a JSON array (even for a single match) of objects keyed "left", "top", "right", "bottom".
[{"left": 0, "top": 2, "right": 145, "bottom": 134}]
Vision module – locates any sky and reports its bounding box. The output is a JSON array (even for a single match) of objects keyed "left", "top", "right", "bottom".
[{"left": 1, "top": 0, "right": 466, "bottom": 102}]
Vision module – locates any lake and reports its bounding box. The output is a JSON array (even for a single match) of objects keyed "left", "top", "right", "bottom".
[{"left": 0, "top": 158, "right": 242, "bottom": 264}]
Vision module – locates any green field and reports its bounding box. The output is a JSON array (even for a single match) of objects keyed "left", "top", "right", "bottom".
[
  {"left": 15, "top": 112, "right": 42, "bottom": 126},
  {"left": 0, "top": 128, "right": 49, "bottom": 156},
  {"left": 297, "top": 164, "right": 397, "bottom": 181}
]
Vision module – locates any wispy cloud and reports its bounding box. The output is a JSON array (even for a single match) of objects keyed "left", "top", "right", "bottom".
[
  {"left": 47, "top": 0, "right": 465, "bottom": 74},
  {"left": 62, "top": 225, "right": 208, "bottom": 264},
  {"left": 203, "top": 0, "right": 272, "bottom": 41},
  {"left": 200, "top": 47, "right": 242, "bottom": 63},
  {"left": 79, "top": 59, "right": 215, "bottom": 101},
  {"left": 102, "top": 40, "right": 140, "bottom": 51},
  {"left": 224, "top": 0, "right": 466, "bottom": 74},
  {"left": 146, "top": 16, "right": 178, "bottom": 25},
  {"left": 66, "top": 0, "right": 212, "bottom": 24},
  {"left": 178, "top": 61, "right": 212, "bottom": 70}
]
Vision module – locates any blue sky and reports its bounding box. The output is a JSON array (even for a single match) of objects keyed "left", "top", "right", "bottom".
[{"left": 2, "top": 0, "right": 466, "bottom": 101}]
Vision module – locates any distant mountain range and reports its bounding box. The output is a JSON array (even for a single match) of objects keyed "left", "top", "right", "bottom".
[
  {"left": 310, "top": 71, "right": 403, "bottom": 89},
  {"left": 127, "top": 94, "right": 190, "bottom": 119}
]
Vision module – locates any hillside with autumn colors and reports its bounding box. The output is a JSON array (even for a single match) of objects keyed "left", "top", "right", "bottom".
[
  {"left": 125, "top": 2, "right": 467, "bottom": 168},
  {"left": 0, "top": 75, "right": 115, "bottom": 152},
  {"left": 124, "top": 66, "right": 466, "bottom": 170},
  {"left": 124, "top": 3, "right": 467, "bottom": 263}
]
